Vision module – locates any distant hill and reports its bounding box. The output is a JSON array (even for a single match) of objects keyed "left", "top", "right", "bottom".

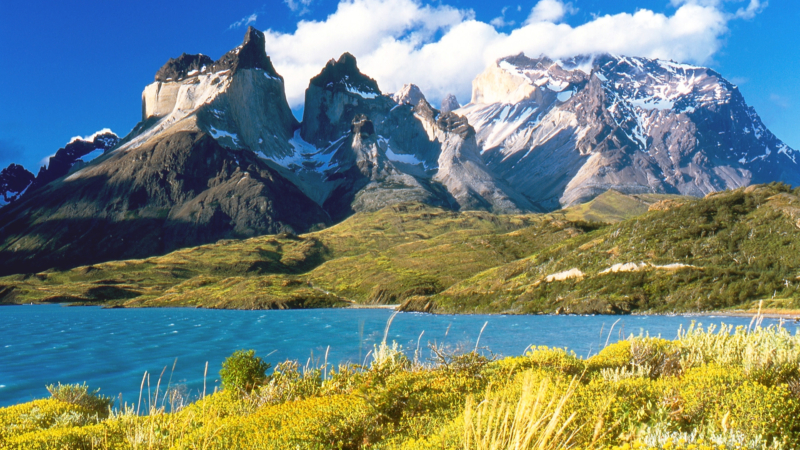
[{"left": 2, "top": 183, "right": 798, "bottom": 314}]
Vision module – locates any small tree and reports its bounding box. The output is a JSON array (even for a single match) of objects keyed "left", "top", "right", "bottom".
[{"left": 220, "top": 349, "right": 271, "bottom": 394}]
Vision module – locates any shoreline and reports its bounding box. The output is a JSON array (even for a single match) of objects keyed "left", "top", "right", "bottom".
[
  {"left": 7, "top": 302, "right": 800, "bottom": 320},
  {"left": 345, "top": 303, "right": 400, "bottom": 310}
]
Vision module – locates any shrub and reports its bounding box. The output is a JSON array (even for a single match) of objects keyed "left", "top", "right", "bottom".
[
  {"left": 677, "top": 323, "right": 800, "bottom": 384},
  {"left": 526, "top": 346, "right": 586, "bottom": 376},
  {"left": 252, "top": 360, "right": 322, "bottom": 406},
  {"left": 220, "top": 349, "right": 271, "bottom": 394},
  {"left": 586, "top": 340, "right": 633, "bottom": 373},
  {"left": 45, "top": 382, "right": 112, "bottom": 417},
  {"left": 370, "top": 341, "right": 410, "bottom": 374},
  {"left": 725, "top": 380, "right": 800, "bottom": 446}
]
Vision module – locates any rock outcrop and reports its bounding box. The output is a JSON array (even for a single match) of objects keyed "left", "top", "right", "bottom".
[
  {"left": 275, "top": 53, "right": 531, "bottom": 219},
  {"left": 31, "top": 130, "right": 119, "bottom": 192},
  {"left": 0, "top": 164, "right": 35, "bottom": 207},
  {"left": 136, "top": 26, "right": 297, "bottom": 159},
  {"left": 0, "top": 27, "right": 329, "bottom": 275},
  {"left": 440, "top": 94, "right": 460, "bottom": 113},
  {"left": 458, "top": 53, "right": 799, "bottom": 209}
]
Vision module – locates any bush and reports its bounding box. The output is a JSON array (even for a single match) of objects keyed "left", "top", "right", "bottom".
[
  {"left": 45, "top": 383, "right": 112, "bottom": 417},
  {"left": 253, "top": 360, "right": 322, "bottom": 406},
  {"left": 526, "top": 346, "right": 586, "bottom": 376},
  {"left": 220, "top": 349, "right": 271, "bottom": 394},
  {"left": 586, "top": 340, "right": 632, "bottom": 373}
]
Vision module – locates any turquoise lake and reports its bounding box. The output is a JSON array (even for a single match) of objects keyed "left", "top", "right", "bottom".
[{"left": 0, "top": 305, "right": 789, "bottom": 407}]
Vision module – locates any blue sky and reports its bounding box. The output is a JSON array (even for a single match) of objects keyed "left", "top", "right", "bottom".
[{"left": 0, "top": 0, "right": 797, "bottom": 171}]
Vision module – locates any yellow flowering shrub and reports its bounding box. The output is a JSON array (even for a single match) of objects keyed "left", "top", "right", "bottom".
[
  {"left": 193, "top": 394, "right": 372, "bottom": 449},
  {"left": 5, "top": 324, "right": 800, "bottom": 449},
  {"left": 0, "top": 399, "right": 96, "bottom": 445},
  {"left": 3, "top": 423, "right": 111, "bottom": 450},
  {"left": 672, "top": 364, "right": 744, "bottom": 429},
  {"left": 527, "top": 346, "right": 587, "bottom": 375},
  {"left": 587, "top": 341, "right": 633, "bottom": 372},
  {"left": 724, "top": 380, "right": 800, "bottom": 445}
]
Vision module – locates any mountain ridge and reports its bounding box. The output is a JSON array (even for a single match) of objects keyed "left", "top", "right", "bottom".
[{"left": 0, "top": 27, "right": 797, "bottom": 276}]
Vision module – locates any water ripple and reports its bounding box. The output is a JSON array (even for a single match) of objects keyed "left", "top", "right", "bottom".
[{"left": 0, "top": 305, "right": 790, "bottom": 407}]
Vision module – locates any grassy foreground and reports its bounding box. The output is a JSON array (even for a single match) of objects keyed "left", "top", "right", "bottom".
[
  {"left": 0, "top": 183, "right": 798, "bottom": 314},
  {"left": 3, "top": 322, "right": 800, "bottom": 449}
]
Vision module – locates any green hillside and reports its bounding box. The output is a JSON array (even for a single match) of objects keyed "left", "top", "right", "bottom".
[
  {"left": 429, "top": 184, "right": 800, "bottom": 314},
  {"left": 554, "top": 190, "right": 685, "bottom": 223},
  {"left": 1, "top": 184, "right": 798, "bottom": 314}
]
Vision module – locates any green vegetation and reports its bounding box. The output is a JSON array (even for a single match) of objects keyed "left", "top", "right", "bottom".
[
  {"left": 432, "top": 183, "right": 800, "bottom": 314},
  {"left": 554, "top": 190, "right": 684, "bottom": 224},
  {"left": 219, "top": 350, "right": 271, "bottom": 394},
  {"left": 44, "top": 383, "right": 113, "bottom": 418},
  {"left": 3, "top": 323, "right": 800, "bottom": 449},
  {"left": 1, "top": 184, "right": 798, "bottom": 314}
]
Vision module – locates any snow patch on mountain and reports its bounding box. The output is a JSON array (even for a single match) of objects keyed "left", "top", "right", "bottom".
[
  {"left": 460, "top": 52, "right": 798, "bottom": 209},
  {"left": 267, "top": 130, "right": 339, "bottom": 173}
]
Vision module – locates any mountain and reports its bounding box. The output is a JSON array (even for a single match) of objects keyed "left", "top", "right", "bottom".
[
  {"left": 0, "top": 27, "right": 329, "bottom": 276},
  {"left": 1, "top": 29, "right": 798, "bottom": 277},
  {"left": 459, "top": 53, "right": 799, "bottom": 209},
  {"left": 0, "top": 131, "right": 118, "bottom": 208},
  {"left": 271, "top": 52, "right": 533, "bottom": 220}
]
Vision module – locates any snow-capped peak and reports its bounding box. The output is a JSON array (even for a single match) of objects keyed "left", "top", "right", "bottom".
[{"left": 391, "top": 84, "right": 426, "bottom": 106}]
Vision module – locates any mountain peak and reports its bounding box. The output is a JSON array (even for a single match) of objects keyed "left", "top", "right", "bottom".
[
  {"left": 214, "top": 26, "right": 280, "bottom": 77},
  {"left": 153, "top": 27, "right": 280, "bottom": 83},
  {"left": 392, "top": 84, "right": 426, "bottom": 106},
  {"left": 310, "top": 52, "right": 380, "bottom": 97},
  {"left": 440, "top": 94, "right": 460, "bottom": 113}
]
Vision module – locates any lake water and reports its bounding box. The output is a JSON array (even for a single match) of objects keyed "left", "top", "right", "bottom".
[{"left": 0, "top": 305, "right": 789, "bottom": 407}]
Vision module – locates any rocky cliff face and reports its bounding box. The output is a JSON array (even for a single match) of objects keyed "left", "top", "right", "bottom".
[
  {"left": 135, "top": 26, "right": 297, "bottom": 160},
  {"left": 458, "top": 53, "right": 799, "bottom": 208},
  {"left": 271, "top": 54, "right": 531, "bottom": 219},
  {"left": 0, "top": 27, "right": 329, "bottom": 275}
]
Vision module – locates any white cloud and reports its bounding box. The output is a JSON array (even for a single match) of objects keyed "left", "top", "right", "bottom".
[
  {"left": 669, "top": 0, "right": 766, "bottom": 18},
  {"left": 262, "top": 0, "right": 764, "bottom": 109},
  {"left": 229, "top": 13, "right": 258, "bottom": 30},
  {"left": 490, "top": 6, "right": 516, "bottom": 28},
  {"left": 285, "top": 0, "right": 314, "bottom": 15},
  {"left": 525, "top": 0, "right": 576, "bottom": 24}
]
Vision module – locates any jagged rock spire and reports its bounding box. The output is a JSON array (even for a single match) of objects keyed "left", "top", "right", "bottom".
[
  {"left": 153, "top": 27, "right": 281, "bottom": 82},
  {"left": 392, "top": 84, "right": 426, "bottom": 106},
  {"left": 310, "top": 52, "right": 380, "bottom": 95},
  {"left": 440, "top": 94, "right": 460, "bottom": 113}
]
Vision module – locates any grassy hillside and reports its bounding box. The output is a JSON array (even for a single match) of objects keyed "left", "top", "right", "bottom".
[
  {"left": 3, "top": 324, "right": 800, "bottom": 449},
  {"left": 429, "top": 184, "right": 800, "bottom": 314},
  {"left": 0, "top": 204, "right": 550, "bottom": 308},
  {"left": 553, "top": 190, "right": 685, "bottom": 224},
  {"left": 1, "top": 184, "right": 798, "bottom": 314}
]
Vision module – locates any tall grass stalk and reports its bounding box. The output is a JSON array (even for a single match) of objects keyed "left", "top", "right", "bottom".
[
  {"left": 475, "top": 321, "right": 488, "bottom": 353},
  {"left": 677, "top": 322, "right": 800, "bottom": 374},
  {"left": 463, "top": 375, "right": 580, "bottom": 450}
]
